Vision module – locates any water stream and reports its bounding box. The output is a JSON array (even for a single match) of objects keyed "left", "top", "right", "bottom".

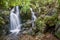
[
  {"left": 10, "top": 6, "right": 21, "bottom": 34},
  {"left": 30, "top": 8, "right": 37, "bottom": 27},
  {"left": 3, "top": 7, "right": 37, "bottom": 40}
]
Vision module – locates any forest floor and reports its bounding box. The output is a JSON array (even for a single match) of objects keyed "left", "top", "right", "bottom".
[
  {"left": 19, "top": 33, "right": 59, "bottom": 40},
  {"left": 0, "top": 33, "right": 59, "bottom": 40}
]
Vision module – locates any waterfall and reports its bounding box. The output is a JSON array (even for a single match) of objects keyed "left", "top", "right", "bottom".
[
  {"left": 10, "top": 6, "right": 21, "bottom": 34},
  {"left": 30, "top": 8, "right": 37, "bottom": 27}
]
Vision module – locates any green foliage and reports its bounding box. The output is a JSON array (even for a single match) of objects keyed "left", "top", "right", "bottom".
[
  {"left": 0, "top": 11, "right": 9, "bottom": 26},
  {"left": 35, "top": 14, "right": 57, "bottom": 33},
  {"left": 35, "top": 9, "right": 58, "bottom": 33},
  {"left": 55, "top": 31, "right": 60, "bottom": 38},
  {"left": 0, "top": 0, "right": 59, "bottom": 37},
  {"left": 36, "top": 20, "right": 46, "bottom": 33},
  {"left": 58, "top": 0, "right": 60, "bottom": 6},
  {"left": 0, "top": 0, "right": 31, "bottom": 13},
  {"left": 0, "top": 0, "right": 57, "bottom": 13},
  {"left": 44, "top": 14, "right": 58, "bottom": 26},
  {"left": 0, "top": 17, "right": 5, "bottom": 26}
]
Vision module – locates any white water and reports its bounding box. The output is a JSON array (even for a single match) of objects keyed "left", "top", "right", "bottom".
[
  {"left": 30, "top": 8, "right": 37, "bottom": 27},
  {"left": 10, "top": 6, "right": 21, "bottom": 34}
]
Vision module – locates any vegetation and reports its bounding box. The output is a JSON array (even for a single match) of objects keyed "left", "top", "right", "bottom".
[{"left": 0, "top": 0, "right": 60, "bottom": 39}]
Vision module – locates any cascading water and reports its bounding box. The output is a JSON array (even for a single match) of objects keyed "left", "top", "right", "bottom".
[
  {"left": 30, "top": 8, "right": 37, "bottom": 27},
  {"left": 10, "top": 6, "right": 21, "bottom": 34}
]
